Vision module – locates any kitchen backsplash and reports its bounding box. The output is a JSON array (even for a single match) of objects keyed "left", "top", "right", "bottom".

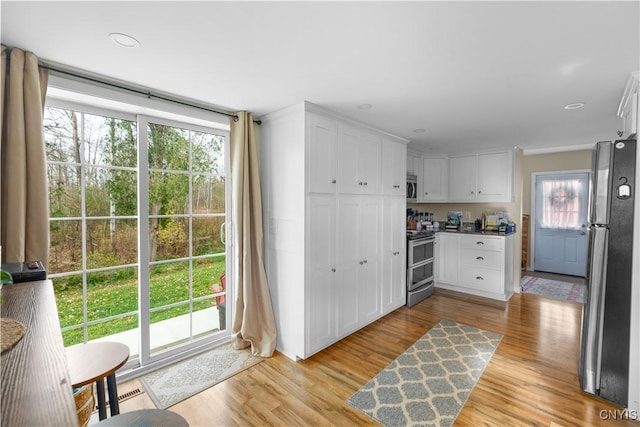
[{"left": 406, "top": 202, "right": 514, "bottom": 225}]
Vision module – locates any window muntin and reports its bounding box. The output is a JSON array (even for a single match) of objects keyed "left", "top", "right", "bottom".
[{"left": 44, "top": 103, "right": 228, "bottom": 353}]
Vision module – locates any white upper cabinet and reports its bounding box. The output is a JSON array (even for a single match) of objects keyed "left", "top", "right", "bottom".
[
  {"left": 382, "top": 138, "right": 407, "bottom": 196},
  {"left": 421, "top": 157, "right": 448, "bottom": 201},
  {"left": 448, "top": 155, "right": 477, "bottom": 201},
  {"left": 337, "top": 125, "right": 381, "bottom": 195},
  {"left": 407, "top": 154, "right": 415, "bottom": 175},
  {"left": 308, "top": 113, "right": 338, "bottom": 194},
  {"left": 448, "top": 151, "right": 513, "bottom": 202},
  {"left": 476, "top": 152, "right": 511, "bottom": 201}
]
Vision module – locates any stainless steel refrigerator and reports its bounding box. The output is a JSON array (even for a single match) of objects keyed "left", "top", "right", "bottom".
[{"left": 579, "top": 139, "right": 636, "bottom": 406}]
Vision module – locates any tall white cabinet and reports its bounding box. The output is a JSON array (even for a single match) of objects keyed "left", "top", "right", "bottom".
[{"left": 261, "top": 102, "right": 408, "bottom": 361}]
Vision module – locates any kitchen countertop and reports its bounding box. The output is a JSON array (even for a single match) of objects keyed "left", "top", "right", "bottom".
[{"left": 438, "top": 229, "right": 516, "bottom": 236}]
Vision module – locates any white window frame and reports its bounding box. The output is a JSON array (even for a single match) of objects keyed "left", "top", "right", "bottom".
[{"left": 45, "top": 76, "right": 234, "bottom": 378}]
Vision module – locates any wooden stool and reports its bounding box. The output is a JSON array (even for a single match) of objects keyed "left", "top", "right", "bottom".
[
  {"left": 94, "top": 409, "right": 189, "bottom": 426},
  {"left": 66, "top": 341, "right": 129, "bottom": 421}
]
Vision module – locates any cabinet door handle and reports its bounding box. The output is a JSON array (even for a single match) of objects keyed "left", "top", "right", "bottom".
[
  {"left": 476, "top": 256, "right": 484, "bottom": 260},
  {"left": 476, "top": 241, "right": 484, "bottom": 245},
  {"left": 476, "top": 276, "right": 484, "bottom": 280}
]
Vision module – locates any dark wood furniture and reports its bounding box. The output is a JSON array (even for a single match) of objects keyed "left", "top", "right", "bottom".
[
  {"left": 66, "top": 341, "right": 130, "bottom": 420},
  {"left": 0, "top": 280, "right": 79, "bottom": 426},
  {"left": 96, "top": 409, "right": 189, "bottom": 426}
]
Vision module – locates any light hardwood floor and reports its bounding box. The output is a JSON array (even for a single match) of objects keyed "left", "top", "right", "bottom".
[{"left": 116, "top": 288, "right": 635, "bottom": 426}]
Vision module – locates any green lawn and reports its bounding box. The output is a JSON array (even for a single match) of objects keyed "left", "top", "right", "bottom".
[{"left": 54, "top": 258, "right": 226, "bottom": 346}]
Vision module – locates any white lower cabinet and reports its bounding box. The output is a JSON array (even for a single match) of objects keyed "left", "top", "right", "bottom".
[
  {"left": 382, "top": 196, "right": 406, "bottom": 313},
  {"left": 336, "top": 195, "right": 381, "bottom": 336},
  {"left": 436, "top": 232, "right": 460, "bottom": 285},
  {"left": 435, "top": 232, "right": 514, "bottom": 301},
  {"left": 307, "top": 195, "right": 337, "bottom": 354}
]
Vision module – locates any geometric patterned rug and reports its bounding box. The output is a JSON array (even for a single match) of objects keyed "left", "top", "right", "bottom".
[
  {"left": 139, "top": 342, "right": 263, "bottom": 409},
  {"left": 520, "top": 275, "right": 586, "bottom": 303},
  {"left": 347, "top": 319, "right": 502, "bottom": 426}
]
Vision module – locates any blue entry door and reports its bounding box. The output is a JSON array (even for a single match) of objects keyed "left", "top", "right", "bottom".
[{"left": 534, "top": 172, "right": 589, "bottom": 277}]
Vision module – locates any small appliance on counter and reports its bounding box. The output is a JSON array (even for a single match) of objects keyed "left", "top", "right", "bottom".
[
  {"left": 0, "top": 261, "right": 47, "bottom": 283},
  {"left": 445, "top": 211, "right": 463, "bottom": 231}
]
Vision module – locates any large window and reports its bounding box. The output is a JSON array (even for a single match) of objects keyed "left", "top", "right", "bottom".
[{"left": 44, "top": 99, "right": 229, "bottom": 364}]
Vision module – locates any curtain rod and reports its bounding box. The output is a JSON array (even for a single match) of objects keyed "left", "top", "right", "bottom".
[{"left": 39, "top": 64, "right": 262, "bottom": 125}]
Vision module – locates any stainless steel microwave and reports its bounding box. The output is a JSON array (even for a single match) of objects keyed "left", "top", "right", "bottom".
[{"left": 407, "top": 174, "right": 417, "bottom": 201}]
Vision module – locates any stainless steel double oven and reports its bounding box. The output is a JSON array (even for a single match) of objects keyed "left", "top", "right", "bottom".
[{"left": 406, "top": 231, "right": 435, "bottom": 307}]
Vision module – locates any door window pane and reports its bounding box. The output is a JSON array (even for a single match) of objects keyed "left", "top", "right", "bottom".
[{"left": 538, "top": 177, "right": 586, "bottom": 229}]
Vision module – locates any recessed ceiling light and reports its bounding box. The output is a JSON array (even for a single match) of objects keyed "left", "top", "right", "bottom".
[
  {"left": 412, "top": 129, "right": 426, "bottom": 134},
  {"left": 109, "top": 32, "right": 141, "bottom": 48},
  {"left": 357, "top": 104, "right": 373, "bottom": 110},
  {"left": 564, "top": 102, "right": 585, "bottom": 110}
]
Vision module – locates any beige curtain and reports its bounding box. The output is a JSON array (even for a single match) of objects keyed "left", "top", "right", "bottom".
[
  {"left": 0, "top": 45, "right": 49, "bottom": 268},
  {"left": 229, "top": 111, "right": 277, "bottom": 357}
]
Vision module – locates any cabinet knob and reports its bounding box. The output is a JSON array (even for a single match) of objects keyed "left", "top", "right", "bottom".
[
  {"left": 359, "top": 182, "right": 363, "bottom": 186},
  {"left": 359, "top": 261, "right": 364, "bottom": 265},
  {"left": 470, "top": 191, "right": 475, "bottom": 194},
  {"left": 332, "top": 179, "right": 337, "bottom": 184},
  {"left": 476, "top": 256, "right": 484, "bottom": 260},
  {"left": 363, "top": 260, "right": 368, "bottom": 264},
  {"left": 425, "top": 192, "right": 428, "bottom": 195},
  {"left": 364, "top": 182, "right": 368, "bottom": 186},
  {"left": 331, "top": 268, "right": 336, "bottom": 272},
  {"left": 478, "top": 190, "right": 482, "bottom": 194},
  {"left": 476, "top": 276, "right": 484, "bottom": 280}
]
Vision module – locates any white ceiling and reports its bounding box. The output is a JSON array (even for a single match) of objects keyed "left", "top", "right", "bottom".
[{"left": 2, "top": 1, "right": 639, "bottom": 154}]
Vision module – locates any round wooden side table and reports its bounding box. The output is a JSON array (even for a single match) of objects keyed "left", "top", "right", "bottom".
[
  {"left": 66, "top": 341, "right": 129, "bottom": 421},
  {"left": 95, "top": 409, "right": 189, "bottom": 426}
]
